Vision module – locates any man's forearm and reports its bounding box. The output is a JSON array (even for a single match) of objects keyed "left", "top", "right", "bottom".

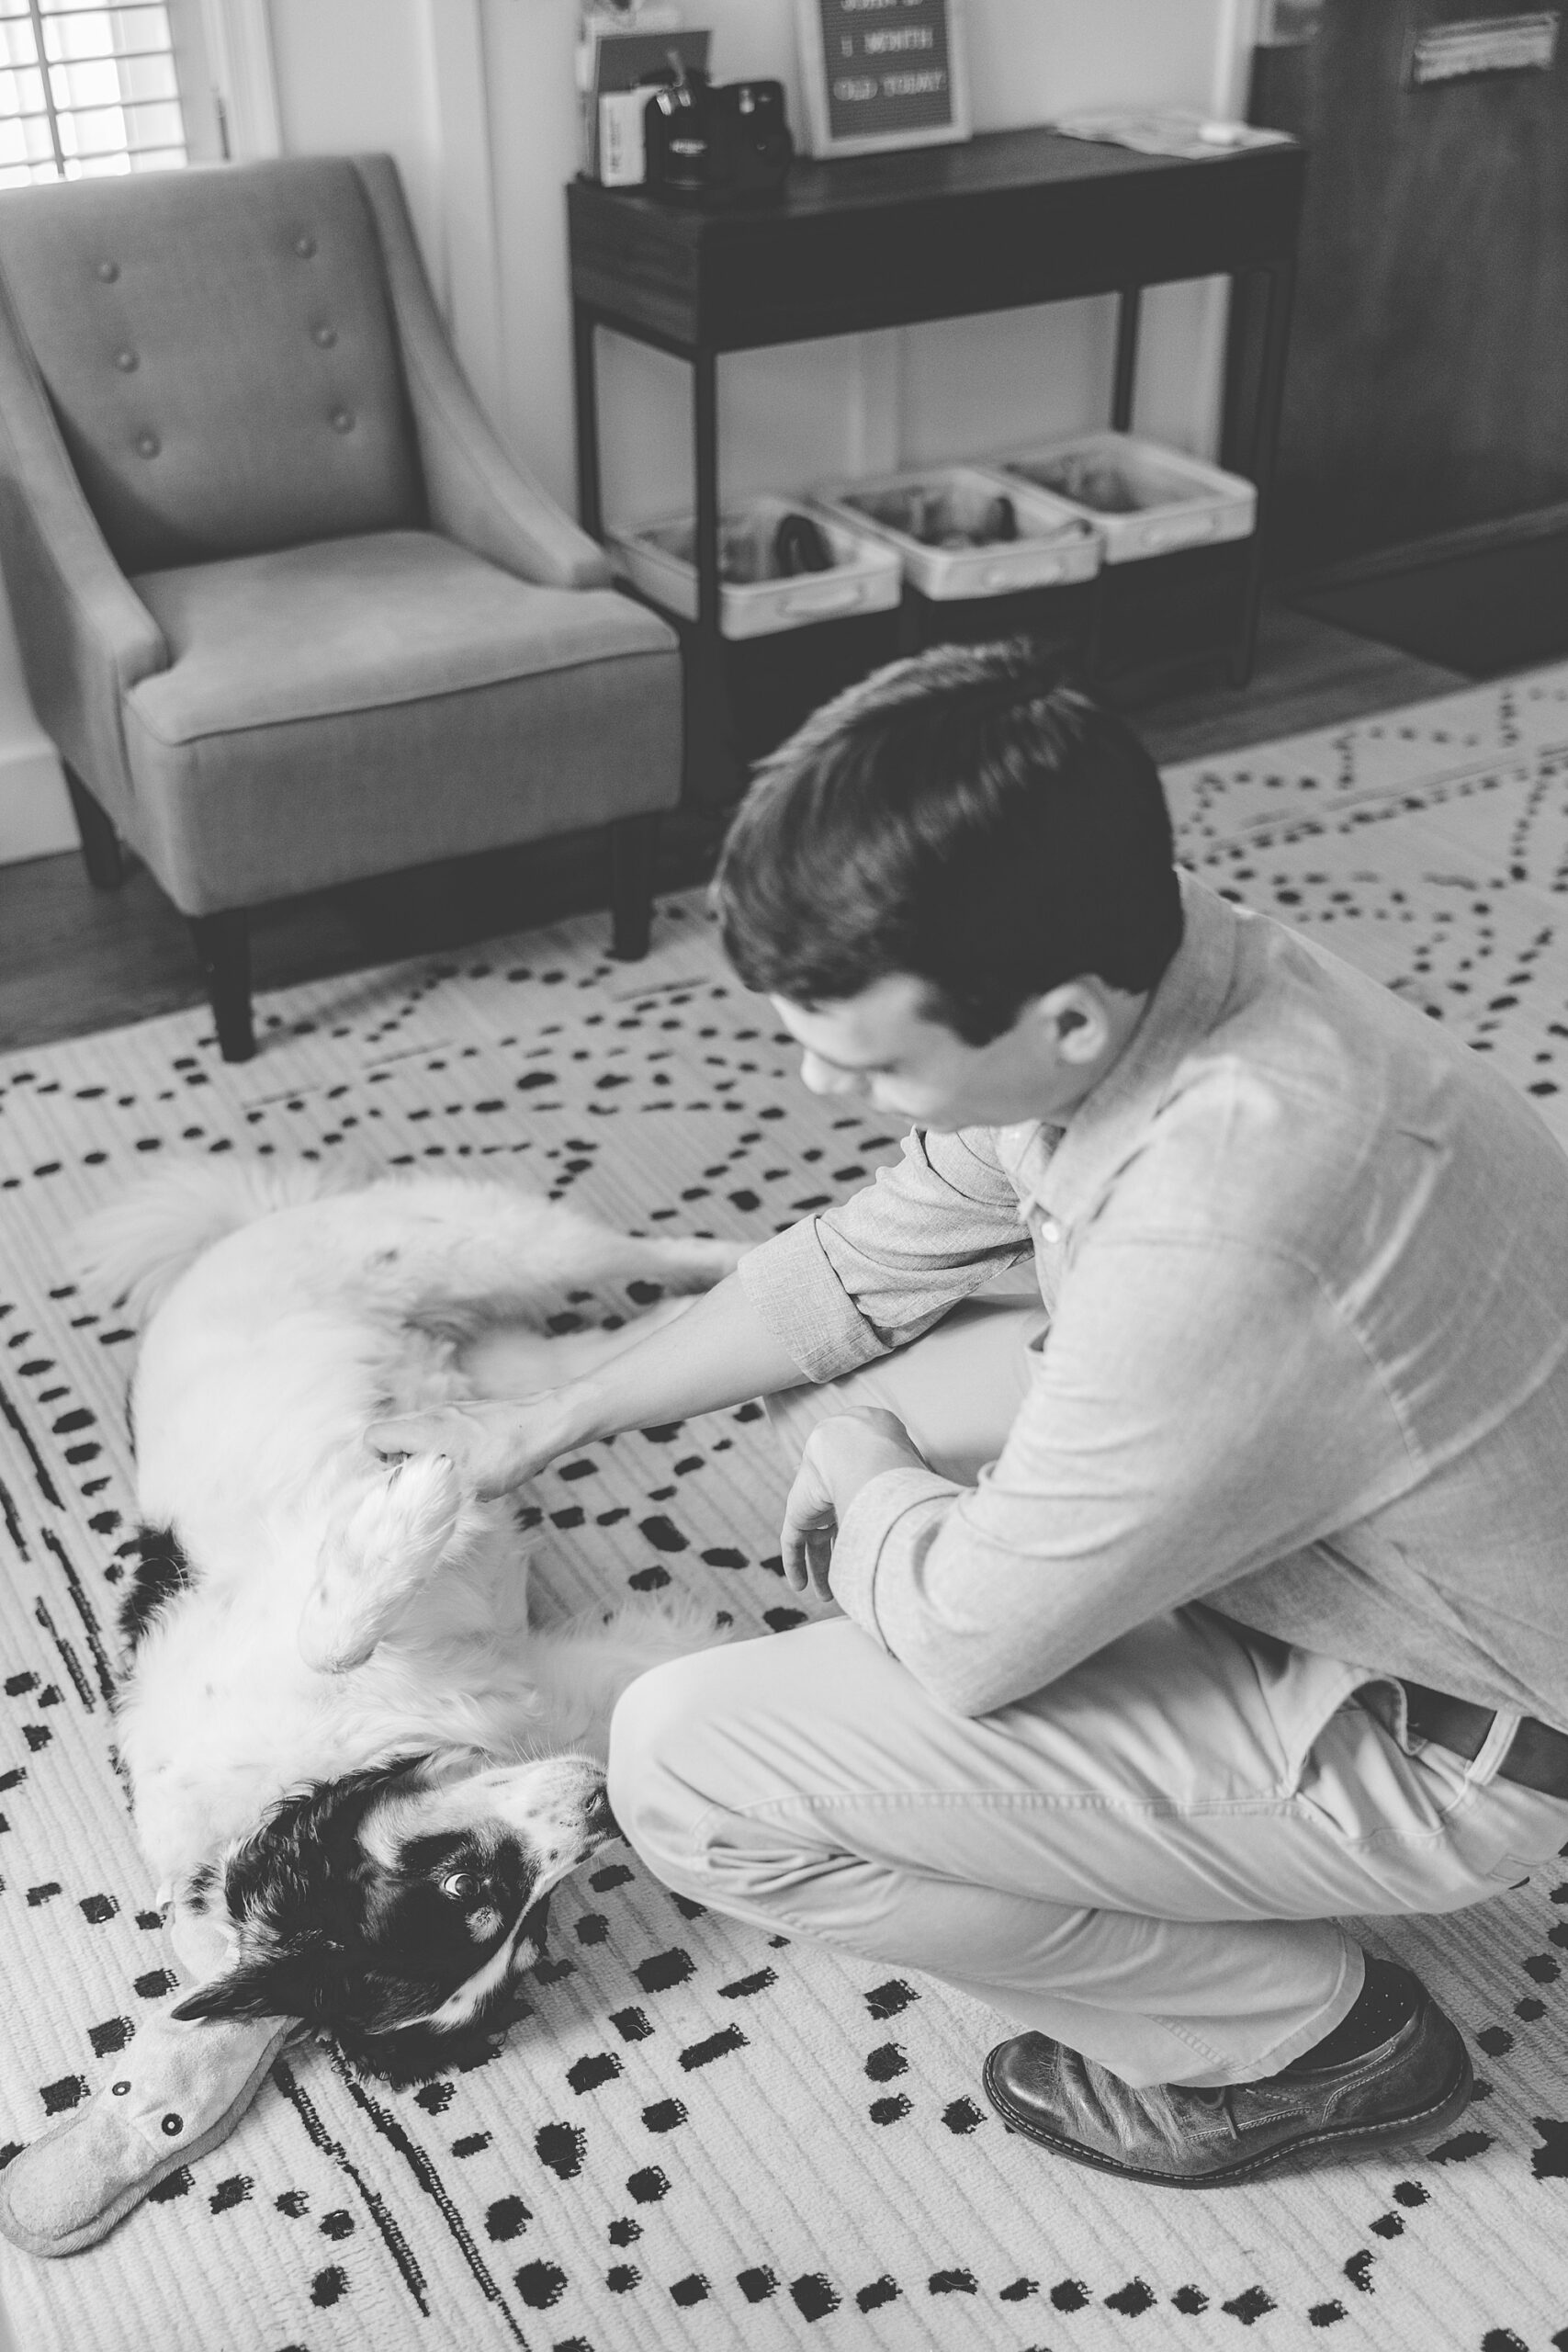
[
  {"left": 373, "top": 1268, "right": 828, "bottom": 1498},
  {"left": 554, "top": 1272, "right": 810, "bottom": 1448}
]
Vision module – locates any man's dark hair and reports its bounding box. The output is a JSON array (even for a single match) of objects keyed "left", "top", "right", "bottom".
[{"left": 712, "top": 640, "right": 1184, "bottom": 1045}]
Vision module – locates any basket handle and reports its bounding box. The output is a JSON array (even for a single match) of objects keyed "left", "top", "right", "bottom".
[
  {"left": 979, "top": 559, "right": 1063, "bottom": 592},
  {"left": 778, "top": 581, "right": 867, "bottom": 617},
  {"left": 1138, "top": 514, "right": 1220, "bottom": 553}
]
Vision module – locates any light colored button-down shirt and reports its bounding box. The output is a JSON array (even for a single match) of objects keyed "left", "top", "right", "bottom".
[{"left": 738, "top": 875, "right": 1568, "bottom": 1724}]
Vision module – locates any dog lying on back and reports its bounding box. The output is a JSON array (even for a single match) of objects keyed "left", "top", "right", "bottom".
[{"left": 80, "top": 1163, "right": 739, "bottom": 2080}]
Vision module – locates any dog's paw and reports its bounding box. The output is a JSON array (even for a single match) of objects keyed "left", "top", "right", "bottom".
[
  {"left": 377, "top": 1451, "right": 467, "bottom": 1560},
  {"left": 299, "top": 1456, "right": 467, "bottom": 1673}
]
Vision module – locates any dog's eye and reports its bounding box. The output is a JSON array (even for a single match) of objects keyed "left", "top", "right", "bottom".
[{"left": 440, "top": 1871, "right": 478, "bottom": 1903}]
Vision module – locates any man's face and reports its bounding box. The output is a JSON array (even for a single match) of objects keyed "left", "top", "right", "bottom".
[{"left": 770, "top": 974, "right": 1094, "bottom": 1133}]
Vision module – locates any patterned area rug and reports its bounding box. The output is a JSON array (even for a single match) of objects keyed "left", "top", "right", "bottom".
[{"left": 5, "top": 666, "right": 1568, "bottom": 2352}]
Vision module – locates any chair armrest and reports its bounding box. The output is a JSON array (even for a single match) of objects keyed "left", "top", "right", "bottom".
[
  {"left": 354, "top": 153, "right": 612, "bottom": 594},
  {"left": 0, "top": 263, "right": 166, "bottom": 825}
]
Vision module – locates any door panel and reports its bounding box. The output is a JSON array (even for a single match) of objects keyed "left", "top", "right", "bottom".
[{"left": 1253, "top": 0, "right": 1568, "bottom": 572}]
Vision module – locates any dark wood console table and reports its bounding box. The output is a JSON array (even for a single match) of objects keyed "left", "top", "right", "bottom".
[{"left": 567, "top": 123, "right": 1306, "bottom": 796}]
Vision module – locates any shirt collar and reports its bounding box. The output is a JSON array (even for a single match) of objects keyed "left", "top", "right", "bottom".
[{"left": 1011, "top": 872, "right": 1241, "bottom": 1224}]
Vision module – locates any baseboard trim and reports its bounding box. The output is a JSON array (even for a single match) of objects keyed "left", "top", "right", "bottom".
[
  {"left": 1283, "top": 501, "right": 1568, "bottom": 599},
  {"left": 0, "top": 736, "right": 75, "bottom": 867}
]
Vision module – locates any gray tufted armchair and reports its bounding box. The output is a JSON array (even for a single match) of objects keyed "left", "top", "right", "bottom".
[{"left": 0, "top": 153, "right": 681, "bottom": 1059}]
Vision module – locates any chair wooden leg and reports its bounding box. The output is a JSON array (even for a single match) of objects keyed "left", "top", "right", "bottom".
[
  {"left": 63, "top": 766, "right": 124, "bottom": 891},
  {"left": 186, "top": 911, "right": 255, "bottom": 1063},
  {"left": 609, "top": 814, "right": 660, "bottom": 961}
]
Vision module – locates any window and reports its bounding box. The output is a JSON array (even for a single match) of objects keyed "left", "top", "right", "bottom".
[{"left": 0, "top": 0, "right": 192, "bottom": 187}]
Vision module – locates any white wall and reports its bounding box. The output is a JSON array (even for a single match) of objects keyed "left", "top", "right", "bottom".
[{"left": 0, "top": 608, "right": 73, "bottom": 865}]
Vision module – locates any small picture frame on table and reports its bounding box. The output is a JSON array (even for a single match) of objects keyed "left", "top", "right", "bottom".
[{"left": 793, "top": 0, "right": 972, "bottom": 160}]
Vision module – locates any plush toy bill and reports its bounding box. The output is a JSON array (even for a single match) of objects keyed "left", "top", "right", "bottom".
[{"left": 0, "top": 1907, "right": 300, "bottom": 2258}]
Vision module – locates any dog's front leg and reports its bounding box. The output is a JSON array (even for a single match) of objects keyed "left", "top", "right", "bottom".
[{"left": 299, "top": 1455, "right": 467, "bottom": 1673}]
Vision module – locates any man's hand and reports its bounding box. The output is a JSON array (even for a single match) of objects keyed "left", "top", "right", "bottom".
[
  {"left": 780, "top": 1408, "right": 927, "bottom": 1597},
  {"left": 367, "top": 1395, "right": 580, "bottom": 1501}
]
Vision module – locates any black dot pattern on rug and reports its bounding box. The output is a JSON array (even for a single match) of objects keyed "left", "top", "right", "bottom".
[{"left": 6, "top": 710, "right": 1568, "bottom": 2345}]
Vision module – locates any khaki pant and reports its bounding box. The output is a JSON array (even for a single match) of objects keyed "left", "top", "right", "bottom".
[{"left": 606, "top": 1295, "right": 1568, "bottom": 2086}]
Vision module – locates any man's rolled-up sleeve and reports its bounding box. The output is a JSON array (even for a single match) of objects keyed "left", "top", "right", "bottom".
[
  {"left": 825, "top": 1229, "right": 1411, "bottom": 1715},
  {"left": 737, "top": 1125, "right": 1035, "bottom": 1383}
]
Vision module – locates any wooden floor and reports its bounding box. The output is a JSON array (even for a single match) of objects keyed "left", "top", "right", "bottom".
[{"left": 0, "top": 602, "right": 1465, "bottom": 1057}]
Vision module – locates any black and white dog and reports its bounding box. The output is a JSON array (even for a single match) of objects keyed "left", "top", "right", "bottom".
[{"left": 80, "top": 1162, "right": 739, "bottom": 2080}]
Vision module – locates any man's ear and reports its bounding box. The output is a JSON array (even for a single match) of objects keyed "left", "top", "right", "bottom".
[
  {"left": 1036, "top": 980, "right": 1109, "bottom": 1063},
  {"left": 170, "top": 1953, "right": 308, "bottom": 2026}
]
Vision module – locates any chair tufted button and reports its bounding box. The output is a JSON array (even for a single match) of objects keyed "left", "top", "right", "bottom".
[
  {"left": 330, "top": 407, "right": 355, "bottom": 434},
  {"left": 135, "top": 429, "right": 160, "bottom": 458},
  {"left": 110, "top": 2081, "right": 130, "bottom": 2097},
  {"left": 96, "top": 259, "right": 119, "bottom": 283},
  {"left": 293, "top": 232, "right": 316, "bottom": 258},
  {"left": 114, "top": 348, "right": 138, "bottom": 373},
  {"left": 161, "top": 2111, "right": 183, "bottom": 2136},
  {"left": 311, "top": 323, "right": 337, "bottom": 348}
]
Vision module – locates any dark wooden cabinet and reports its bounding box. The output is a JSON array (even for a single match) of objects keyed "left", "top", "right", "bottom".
[{"left": 1253, "top": 1, "right": 1568, "bottom": 576}]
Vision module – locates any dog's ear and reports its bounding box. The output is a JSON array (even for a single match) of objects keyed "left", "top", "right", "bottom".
[{"left": 170, "top": 1951, "right": 312, "bottom": 2025}]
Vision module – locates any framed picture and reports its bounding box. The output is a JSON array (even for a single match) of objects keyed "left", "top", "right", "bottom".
[{"left": 793, "top": 0, "right": 972, "bottom": 160}]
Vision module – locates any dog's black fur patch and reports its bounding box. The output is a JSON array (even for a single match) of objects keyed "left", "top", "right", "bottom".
[
  {"left": 184, "top": 1860, "right": 218, "bottom": 1912},
  {"left": 331, "top": 1930, "right": 544, "bottom": 2086},
  {"left": 171, "top": 1757, "right": 548, "bottom": 2082},
  {"left": 118, "top": 1524, "right": 195, "bottom": 1652}
]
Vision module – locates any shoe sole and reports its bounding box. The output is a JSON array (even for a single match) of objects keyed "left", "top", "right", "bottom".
[{"left": 980, "top": 2043, "right": 1476, "bottom": 2189}]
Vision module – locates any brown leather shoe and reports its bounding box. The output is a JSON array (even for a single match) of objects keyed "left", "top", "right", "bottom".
[{"left": 981, "top": 1970, "right": 1474, "bottom": 2188}]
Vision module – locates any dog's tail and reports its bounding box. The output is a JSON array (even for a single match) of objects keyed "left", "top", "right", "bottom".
[{"left": 75, "top": 1159, "right": 352, "bottom": 1325}]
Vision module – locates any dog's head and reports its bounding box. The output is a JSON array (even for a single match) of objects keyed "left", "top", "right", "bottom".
[{"left": 170, "top": 1750, "right": 615, "bottom": 2080}]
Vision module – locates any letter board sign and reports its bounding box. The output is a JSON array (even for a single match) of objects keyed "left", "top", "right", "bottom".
[{"left": 795, "top": 0, "right": 972, "bottom": 157}]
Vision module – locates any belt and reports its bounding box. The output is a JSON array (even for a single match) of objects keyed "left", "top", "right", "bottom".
[{"left": 1400, "top": 1680, "right": 1568, "bottom": 1800}]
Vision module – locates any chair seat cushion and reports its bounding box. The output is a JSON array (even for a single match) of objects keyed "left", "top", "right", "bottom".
[
  {"left": 128, "top": 529, "right": 672, "bottom": 741},
  {"left": 118, "top": 531, "right": 682, "bottom": 914}
]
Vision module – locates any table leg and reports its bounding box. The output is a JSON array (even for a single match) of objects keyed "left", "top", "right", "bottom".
[
  {"left": 1086, "top": 286, "right": 1145, "bottom": 685},
  {"left": 694, "top": 345, "right": 719, "bottom": 634},
  {"left": 1111, "top": 286, "right": 1142, "bottom": 434},
  {"left": 572, "top": 301, "right": 603, "bottom": 538},
  {"left": 1224, "top": 256, "right": 1297, "bottom": 685},
  {"left": 687, "top": 345, "right": 739, "bottom": 804}
]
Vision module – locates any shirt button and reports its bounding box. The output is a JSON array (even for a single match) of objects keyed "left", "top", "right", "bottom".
[
  {"left": 114, "top": 347, "right": 138, "bottom": 372},
  {"left": 110, "top": 2081, "right": 130, "bottom": 2097},
  {"left": 135, "top": 429, "right": 160, "bottom": 458},
  {"left": 294, "top": 232, "right": 316, "bottom": 258},
  {"left": 1036, "top": 1216, "right": 1060, "bottom": 1245},
  {"left": 311, "top": 322, "right": 337, "bottom": 348},
  {"left": 96, "top": 259, "right": 119, "bottom": 282},
  {"left": 161, "top": 2111, "right": 183, "bottom": 2136},
  {"left": 330, "top": 406, "right": 355, "bottom": 433}
]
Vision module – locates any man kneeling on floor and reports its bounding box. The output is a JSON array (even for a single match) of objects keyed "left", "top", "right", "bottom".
[{"left": 372, "top": 639, "right": 1568, "bottom": 2188}]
